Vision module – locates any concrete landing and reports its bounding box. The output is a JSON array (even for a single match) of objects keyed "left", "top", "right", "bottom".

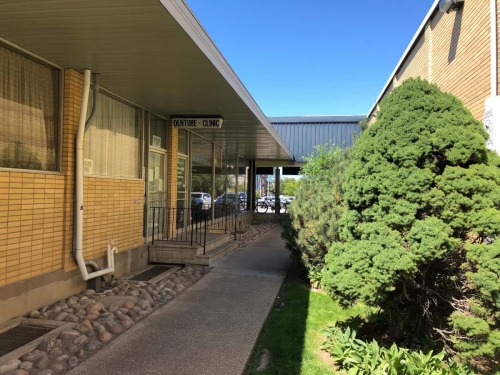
[{"left": 68, "top": 226, "right": 291, "bottom": 375}]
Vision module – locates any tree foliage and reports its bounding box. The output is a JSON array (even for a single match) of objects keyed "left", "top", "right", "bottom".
[
  {"left": 322, "top": 78, "right": 500, "bottom": 369},
  {"left": 281, "top": 177, "right": 300, "bottom": 196},
  {"left": 281, "top": 143, "right": 352, "bottom": 282}
]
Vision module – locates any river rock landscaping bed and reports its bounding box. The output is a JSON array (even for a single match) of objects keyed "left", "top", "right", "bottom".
[
  {"left": 237, "top": 220, "right": 278, "bottom": 248},
  {"left": 1, "top": 266, "right": 210, "bottom": 375}
]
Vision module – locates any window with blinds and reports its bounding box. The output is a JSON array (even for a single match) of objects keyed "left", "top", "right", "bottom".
[
  {"left": 84, "top": 92, "right": 141, "bottom": 178},
  {"left": 0, "top": 44, "right": 60, "bottom": 171}
]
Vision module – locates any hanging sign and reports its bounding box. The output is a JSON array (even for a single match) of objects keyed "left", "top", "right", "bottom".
[{"left": 171, "top": 117, "right": 223, "bottom": 129}]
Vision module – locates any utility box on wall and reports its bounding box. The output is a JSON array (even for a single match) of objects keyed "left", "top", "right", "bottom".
[{"left": 484, "top": 96, "right": 500, "bottom": 152}]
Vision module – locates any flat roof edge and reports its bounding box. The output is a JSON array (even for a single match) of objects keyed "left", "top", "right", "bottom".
[
  {"left": 159, "top": 0, "right": 294, "bottom": 161},
  {"left": 268, "top": 115, "right": 366, "bottom": 123},
  {"left": 367, "top": 0, "right": 440, "bottom": 117}
]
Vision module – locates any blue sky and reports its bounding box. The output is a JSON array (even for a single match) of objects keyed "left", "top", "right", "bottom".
[{"left": 185, "top": 0, "right": 435, "bottom": 116}]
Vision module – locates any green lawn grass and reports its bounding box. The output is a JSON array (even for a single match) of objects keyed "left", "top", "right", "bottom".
[{"left": 245, "top": 275, "right": 365, "bottom": 375}]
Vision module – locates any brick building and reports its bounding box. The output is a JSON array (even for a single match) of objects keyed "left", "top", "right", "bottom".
[
  {"left": 0, "top": 0, "right": 295, "bottom": 325},
  {"left": 368, "top": 0, "right": 500, "bottom": 151}
]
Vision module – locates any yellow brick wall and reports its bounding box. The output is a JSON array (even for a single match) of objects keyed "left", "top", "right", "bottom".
[
  {"left": 64, "top": 71, "right": 145, "bottom": 271},
  {"left": 166, "top": 125, "right": 178, "bottom": 235},
  {"left": 496, "top": 0, "right": 500, "bottom": 97},
  {"left": 1, "top": 68, "right": 147, "bottom": 284},
  {"left": 167, "top": 124, "right": 178, "bottom": 209},
  {"left": 397, "top": 27, "right": 428, "bottom": 82},
  {"left": 80, "top": 178, "right": 144, "bottom": 266},
  {"left": 432, "top": 1, "right": 490, "bottom": 119},
  {"left": 0, "top": 69, "right": 81, "bottom": 286},
  {"left": 372, "top": 1, "right": 492, "bottom": 121}
]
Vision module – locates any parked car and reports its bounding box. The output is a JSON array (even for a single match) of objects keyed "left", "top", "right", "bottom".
[
  {"left": 191, "top": 192, "right": 211, "bottom": 210},
  {"left": 215, "top": 192, "right": 247, "bottom": 211}
]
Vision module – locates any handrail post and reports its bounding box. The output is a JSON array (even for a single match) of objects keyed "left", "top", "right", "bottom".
[
  {"left": 204, "top": 214, "right": 207, "bottom": 255},
  {"left": 190, "top": 208, "right": 194, "bottom": 246},
  {"left": 152, "top": 207, "right": 155, "bottom": 244}
]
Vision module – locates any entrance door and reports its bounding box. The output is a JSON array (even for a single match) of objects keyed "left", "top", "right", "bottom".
[
  {"left": 177, "top": 156, "right": 188, "bottom": 230},
  {"left": 148, "top": 151, "right": 166, "bottom": 238}
]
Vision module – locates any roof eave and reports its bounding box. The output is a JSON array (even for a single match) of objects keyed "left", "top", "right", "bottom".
[{"left": 159, "top": 0, "right": 294, "bottom": 161}]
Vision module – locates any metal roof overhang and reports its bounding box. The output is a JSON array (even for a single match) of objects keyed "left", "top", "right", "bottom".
[{"left": 0, "top": 0, "right": 294, "bottom": 162}]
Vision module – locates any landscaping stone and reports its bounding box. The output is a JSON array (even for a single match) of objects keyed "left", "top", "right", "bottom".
[
  {"left": 21, "top": 350, "right": 45, "bottom": 362},
  {"left": 73, "top": 335, "right": 89, "bottom": 346},
  {"left": 98, "top": 331, "right": 112, "bottom": 343},
  {"left": 75, "top": 321, "right": 92, "bottom": 335},
  {"left": 67, "top": 345, "right": 79, "bottom": 354},
  {"left": 59, "top": 330, "right": 80, "bottom": 340},
  {"left": 50, "top": 311, "right": 68, "bottom": 322},
  {"left": 35, "top": 354, "right": 49, "bottom": 369},
  {"left": 48, "top": 349, "right": 64, "bottom": 360},
  {"left": 65, "top": 314, "right": 79, "bottom": 323},
  {"left": 122, "top": 301, "right": 134, "bottom": 310},
  {"left": 77, "top": 349, "right": 85, "bottom": 359},
  {"left": 0, "top": 359, "right": 21, "bottom": 374},
  {"left": 5, "top": 370, "right": 28, "bottom": 375},
  {"left": 68, "top": 357, "right": 78, "bottom": 368},
  {"left": 18, "top": 362, "right": 32, "bottom": 372},
  {"left": 85, "top": 340, "right": 100, "bottom": 352},
  {"left": 107, "top": 324, "right": 123, "bottom": 334},
  {"left": 35, "top": 370, "right": 52, "bottom": 375},
  {"left": 49, "top": 364, "right": 64, "bottom": 373},
  {"left": 120, "top": 318, "right": 134, "bottom": 329},
  {"left": 54, "top": 355, "right": 69, "bottom": 363}
]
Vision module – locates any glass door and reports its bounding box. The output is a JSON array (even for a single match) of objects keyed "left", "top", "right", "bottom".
[
  {"left": 148, "top": 151, "right": 166, "bottom": 238},
  {"left": 177, "top": 156, "right": 188, "bottom": 230}
]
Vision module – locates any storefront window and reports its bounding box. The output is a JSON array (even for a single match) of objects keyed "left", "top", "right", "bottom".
[
  {"left": 178, "top": 129, "right": 188, "bottom": 155},
  {"left": 0, "top": 44, "right": 60, "bottom": 171},
  {"left": 149, "top": 114, "right": 167, "bottom": 149},
  {"left": 85, "top": 92, "right": 141, "bottom": 178},
  {"left": 191, "top": 134, "right": 213, "bottom": 211},
  {"left": 225, "top": 152, "right": 237, "bottom": 209},
  {"left": 238, "top": 156, "right": 249, "bottom": 211}
]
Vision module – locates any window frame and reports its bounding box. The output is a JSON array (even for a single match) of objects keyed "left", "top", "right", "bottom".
[
  {"left": 0, "top": 38, "right": 64, "bottom": 174},
  {"left": 84, "top": 88, "right": 144, "bottom": 180}
]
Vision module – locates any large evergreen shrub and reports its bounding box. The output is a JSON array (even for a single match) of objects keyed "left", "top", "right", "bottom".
[
  {"left": 282, "top": 144, "right": 351, "bottom": 283},
  {"left": 322, "top": 79, "right": 500, "bottom": 369}
]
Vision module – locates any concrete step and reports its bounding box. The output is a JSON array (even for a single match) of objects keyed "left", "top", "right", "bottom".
[
  {"left": 201, "top": 233, "right": 232, "bottom": 254},
  {"left": 148, "top": 233, "right": 236, "bottom": 265},
  {"left": 196, "top": 240, "right": 238, "bottom": 265}
]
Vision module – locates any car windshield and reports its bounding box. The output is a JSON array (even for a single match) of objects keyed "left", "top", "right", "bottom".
[{"left": 191, "top": 193, "right": 202, "bottom": 199}]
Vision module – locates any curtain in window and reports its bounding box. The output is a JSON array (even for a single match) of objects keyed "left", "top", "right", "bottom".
[
  {"left": 0, "top": 44, "right": 59, "bottom": 171},
  {"left": 84, "top": 92, "right": 140, "bottom": 178}
]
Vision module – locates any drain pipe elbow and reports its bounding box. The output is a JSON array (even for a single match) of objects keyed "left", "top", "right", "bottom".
[{"left": 74, "top": 69, "right": 115, "bottom": 281}]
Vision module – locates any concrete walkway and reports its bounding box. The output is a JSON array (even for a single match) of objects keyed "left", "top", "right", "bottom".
[{"left": 68, "top": 226, "right": 291, "bottom": 375}]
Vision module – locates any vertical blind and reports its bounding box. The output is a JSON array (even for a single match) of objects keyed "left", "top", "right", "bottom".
[
  {"left": 0, "top": 44, "right": 59, "bottom": 171},
  {"left": 84, "top": 92, "right": 140, "bottom": 178}
]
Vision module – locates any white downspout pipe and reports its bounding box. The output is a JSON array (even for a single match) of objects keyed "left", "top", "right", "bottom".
[
  {"left": 75, "top": 69, "right": 117, "bottom": 281},
  {"left": 491, "top": 0, "right": 497, "bottom": 97},
  {"left": 485, "top": 0, "right": 500, "bottom": 152}
]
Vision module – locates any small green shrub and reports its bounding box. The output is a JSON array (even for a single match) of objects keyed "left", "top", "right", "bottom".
[
  {"left": 323, "top": 324, "right": 474, "bottom": 375},
  {"left": 281, "top": 143, "right": 352, "bottom": 286},
  {"left": 308, "top": 263, "right": 324, "bottom": 289}
]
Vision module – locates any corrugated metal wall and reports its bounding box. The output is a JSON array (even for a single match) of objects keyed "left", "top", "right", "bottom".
[{"left": 271, "top": 122, "right": 361, "bottom": 162}]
